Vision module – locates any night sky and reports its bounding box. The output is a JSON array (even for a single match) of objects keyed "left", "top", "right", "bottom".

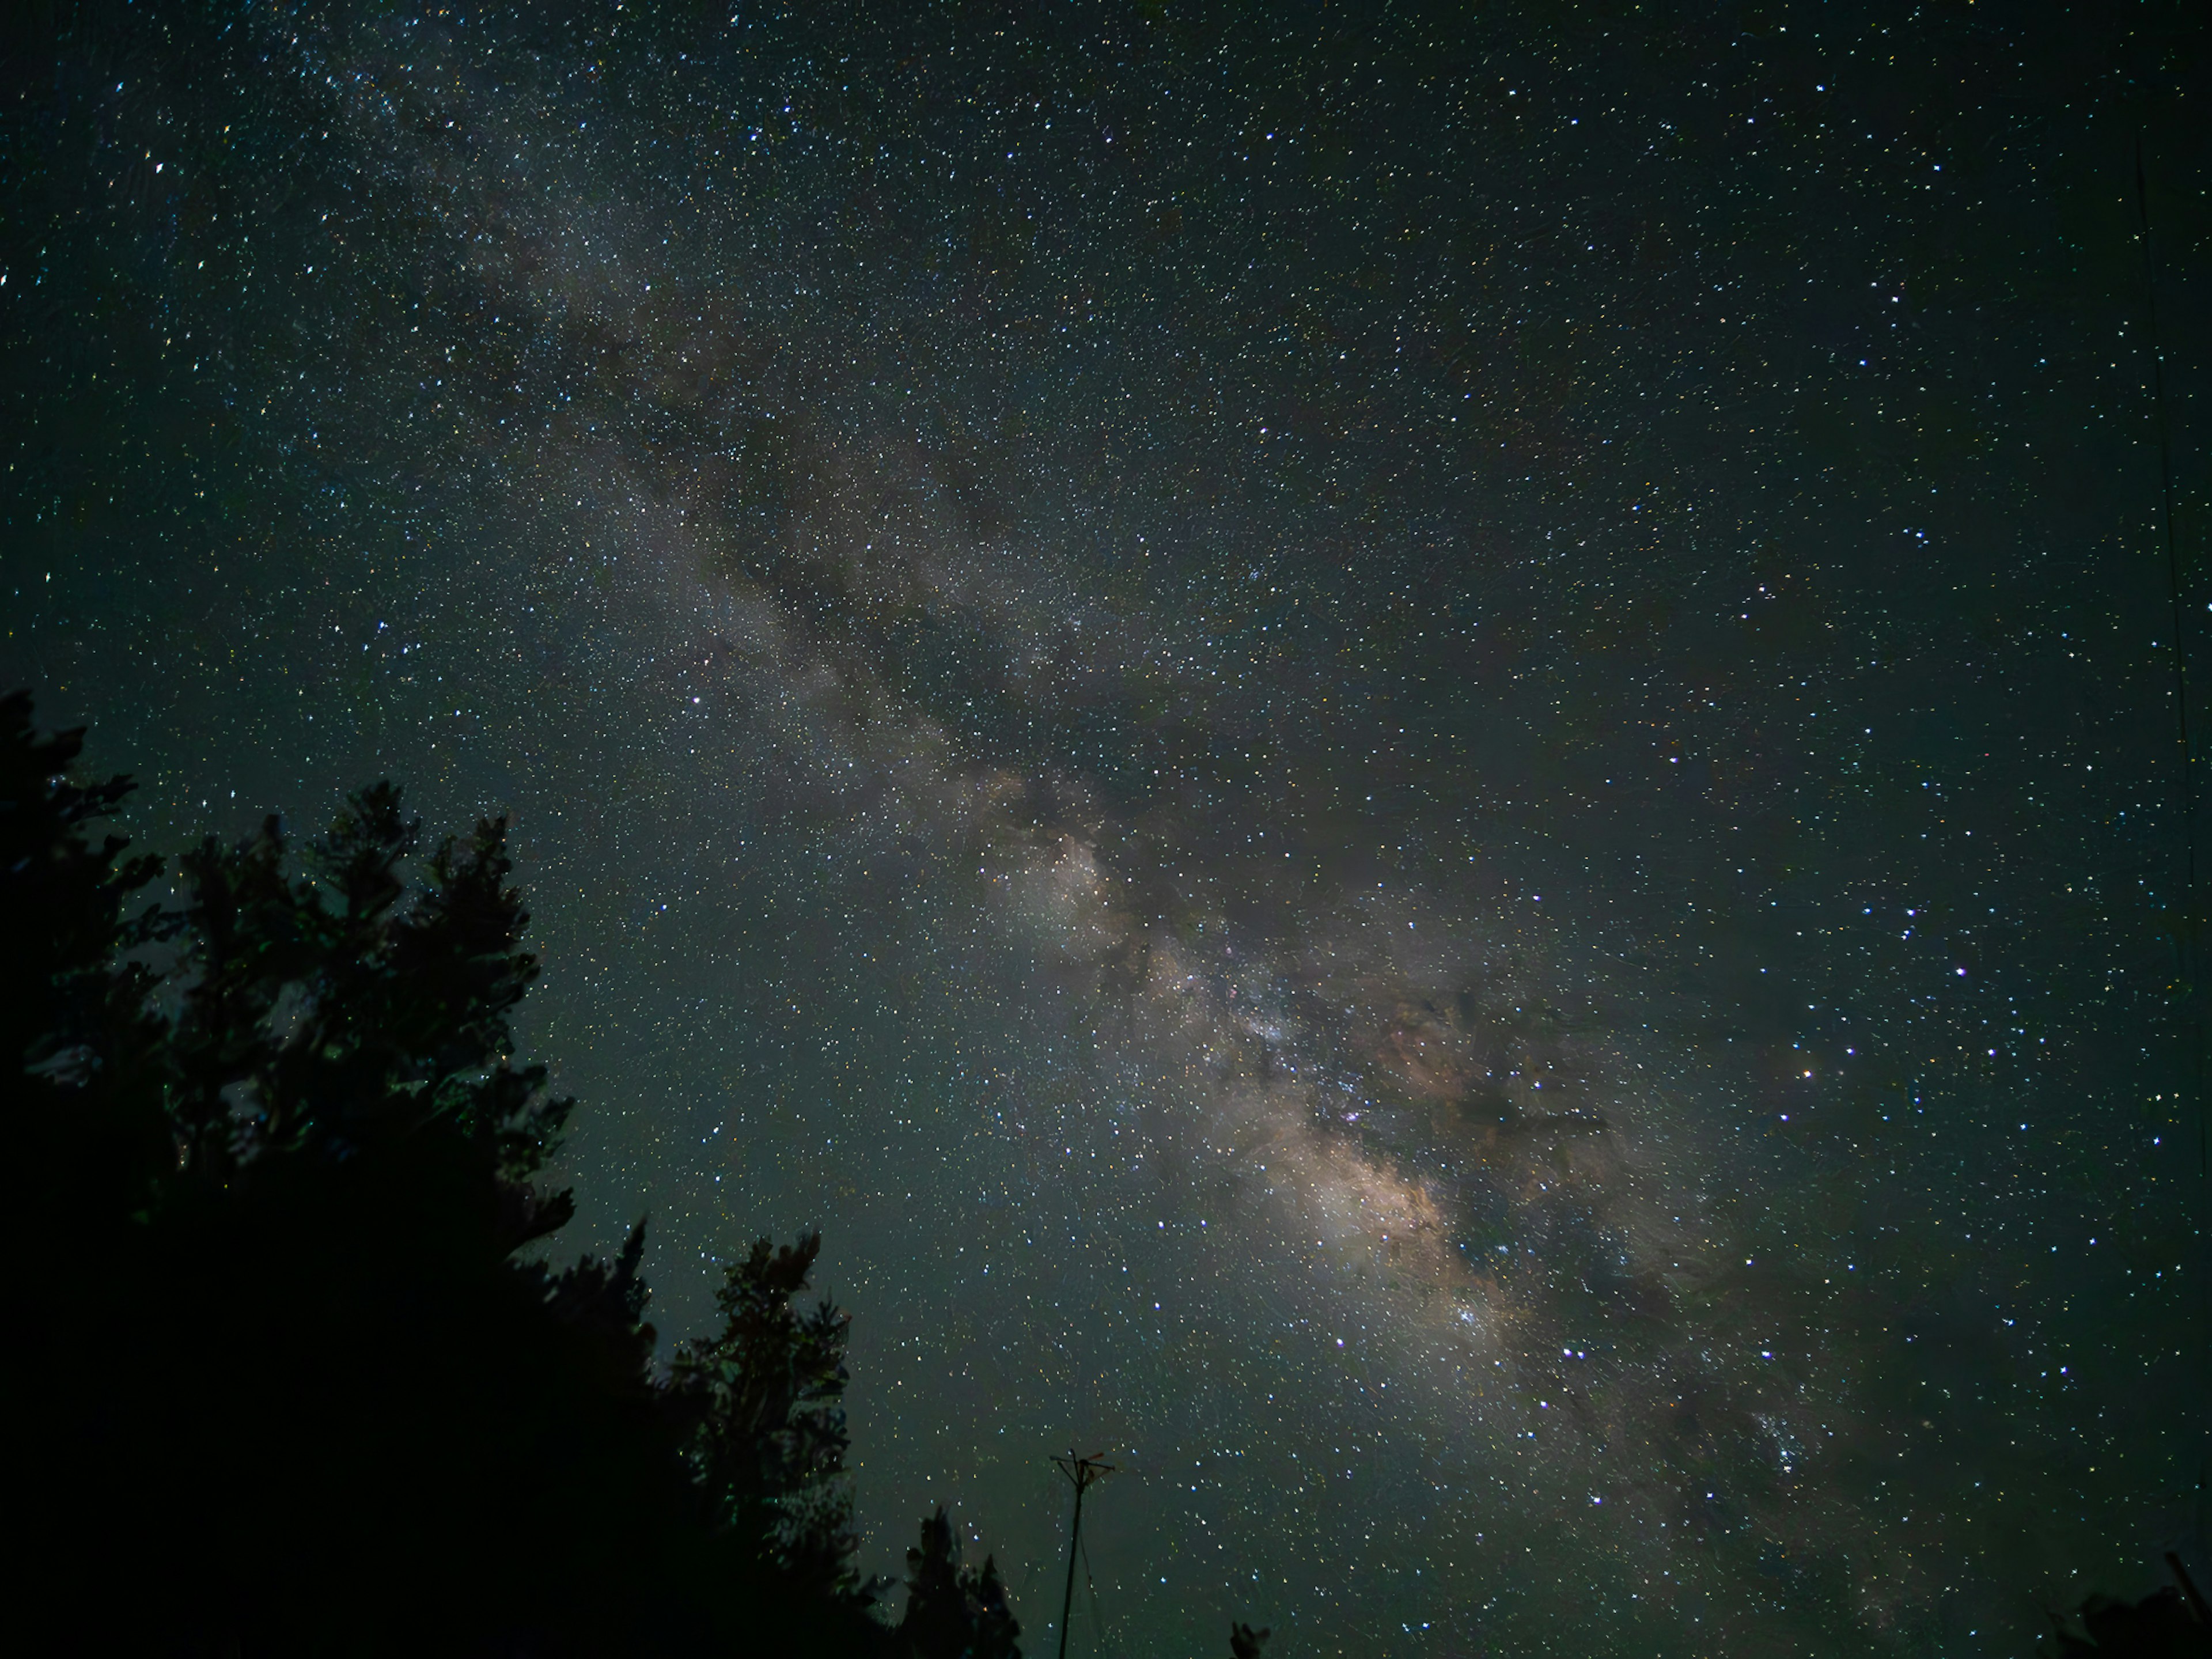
[{"left": 5, "top": 2, "right": 2210, "bottom": 1653}]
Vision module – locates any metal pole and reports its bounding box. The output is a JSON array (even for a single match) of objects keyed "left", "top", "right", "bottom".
[{"left": 1051, "top": 1449, "right": 1115, "bottom": 1659}]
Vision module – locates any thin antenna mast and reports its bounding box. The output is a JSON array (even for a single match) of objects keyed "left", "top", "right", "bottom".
[{"left": 1051, "top": 1449, "right": 1115, "bottom": 1659}]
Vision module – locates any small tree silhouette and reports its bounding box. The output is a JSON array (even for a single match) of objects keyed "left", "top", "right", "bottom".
[
  {"left": 2052, "top": 1555, "right": 2212, "bottom": 1658},
  {"left": 896, "top": 1506, "right": 1023, "bottom": 1659},
  {"left": 669, "top": 1230, "right": 863, "bottom": 1596}
]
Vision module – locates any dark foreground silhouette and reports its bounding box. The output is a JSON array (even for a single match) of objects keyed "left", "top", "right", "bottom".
[
  {"left": 1, "top": 691, "right": 1029, "bottom": 1656},
  {"left": 2050, "top": 1556, "right": 2212, "bottom": 1659},
  {"left": 7, "top": 689, "right": 2206, "bottom": 1659}
]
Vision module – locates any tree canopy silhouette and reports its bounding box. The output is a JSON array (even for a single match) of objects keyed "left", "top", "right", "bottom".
[{"left": 0, "top": 691, "right": 922, "bottom": 1655}]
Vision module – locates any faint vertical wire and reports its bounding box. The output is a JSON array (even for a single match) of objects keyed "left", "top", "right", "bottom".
[
  {"left": 2136, "top": 130, "right": 2196, "bottom": 1160},
  {"left": 1079, "top": 1531, "right": 1109, "bottom": 1653},
  {"left": 2135, "top": 122, "right": 2207, "bottom": 1555},
  {"left": 1016, "top": 1463, "right": 1064, "bottom": 1615}
]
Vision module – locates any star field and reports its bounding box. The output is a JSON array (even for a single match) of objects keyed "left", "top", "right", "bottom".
[{"left": 3, "top": 2, "right": 2209, "bottom": 1654}]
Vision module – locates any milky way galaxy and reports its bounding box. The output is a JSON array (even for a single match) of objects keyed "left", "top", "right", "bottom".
[{"left": 5, "top": 3, "right": 2208, "bottom": 1654}]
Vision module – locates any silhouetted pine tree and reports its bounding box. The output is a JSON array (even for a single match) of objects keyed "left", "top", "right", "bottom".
[
  {"left": 668, "top": 1230, "right": 864, "bottom": 1597},
  {"left": 1, "top": 691, "right": 893, "bottom": 1656},
  {"left": 895, "top": 1507, "right": 1022, "bottom": 1659},
  {"left": 1, "top": 689, "right": 172, "bottom": 1225}
]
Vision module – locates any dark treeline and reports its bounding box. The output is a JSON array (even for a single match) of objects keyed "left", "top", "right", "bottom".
[
  {"left": 14, "top": 688, "right": 2196, "bottom": 1657},
  {"left": 1, "top": 690, "right": 1050, "bottom": 1655}
]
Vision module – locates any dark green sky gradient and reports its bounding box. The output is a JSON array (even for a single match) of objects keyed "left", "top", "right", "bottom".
[{"left": 5, "top": 2, "right": 2209, "bottom": 1653}]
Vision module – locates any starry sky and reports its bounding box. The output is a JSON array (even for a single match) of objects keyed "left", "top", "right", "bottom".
[{"left": 5, "top": 2, "right": 2210, "bottom": 1653}]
